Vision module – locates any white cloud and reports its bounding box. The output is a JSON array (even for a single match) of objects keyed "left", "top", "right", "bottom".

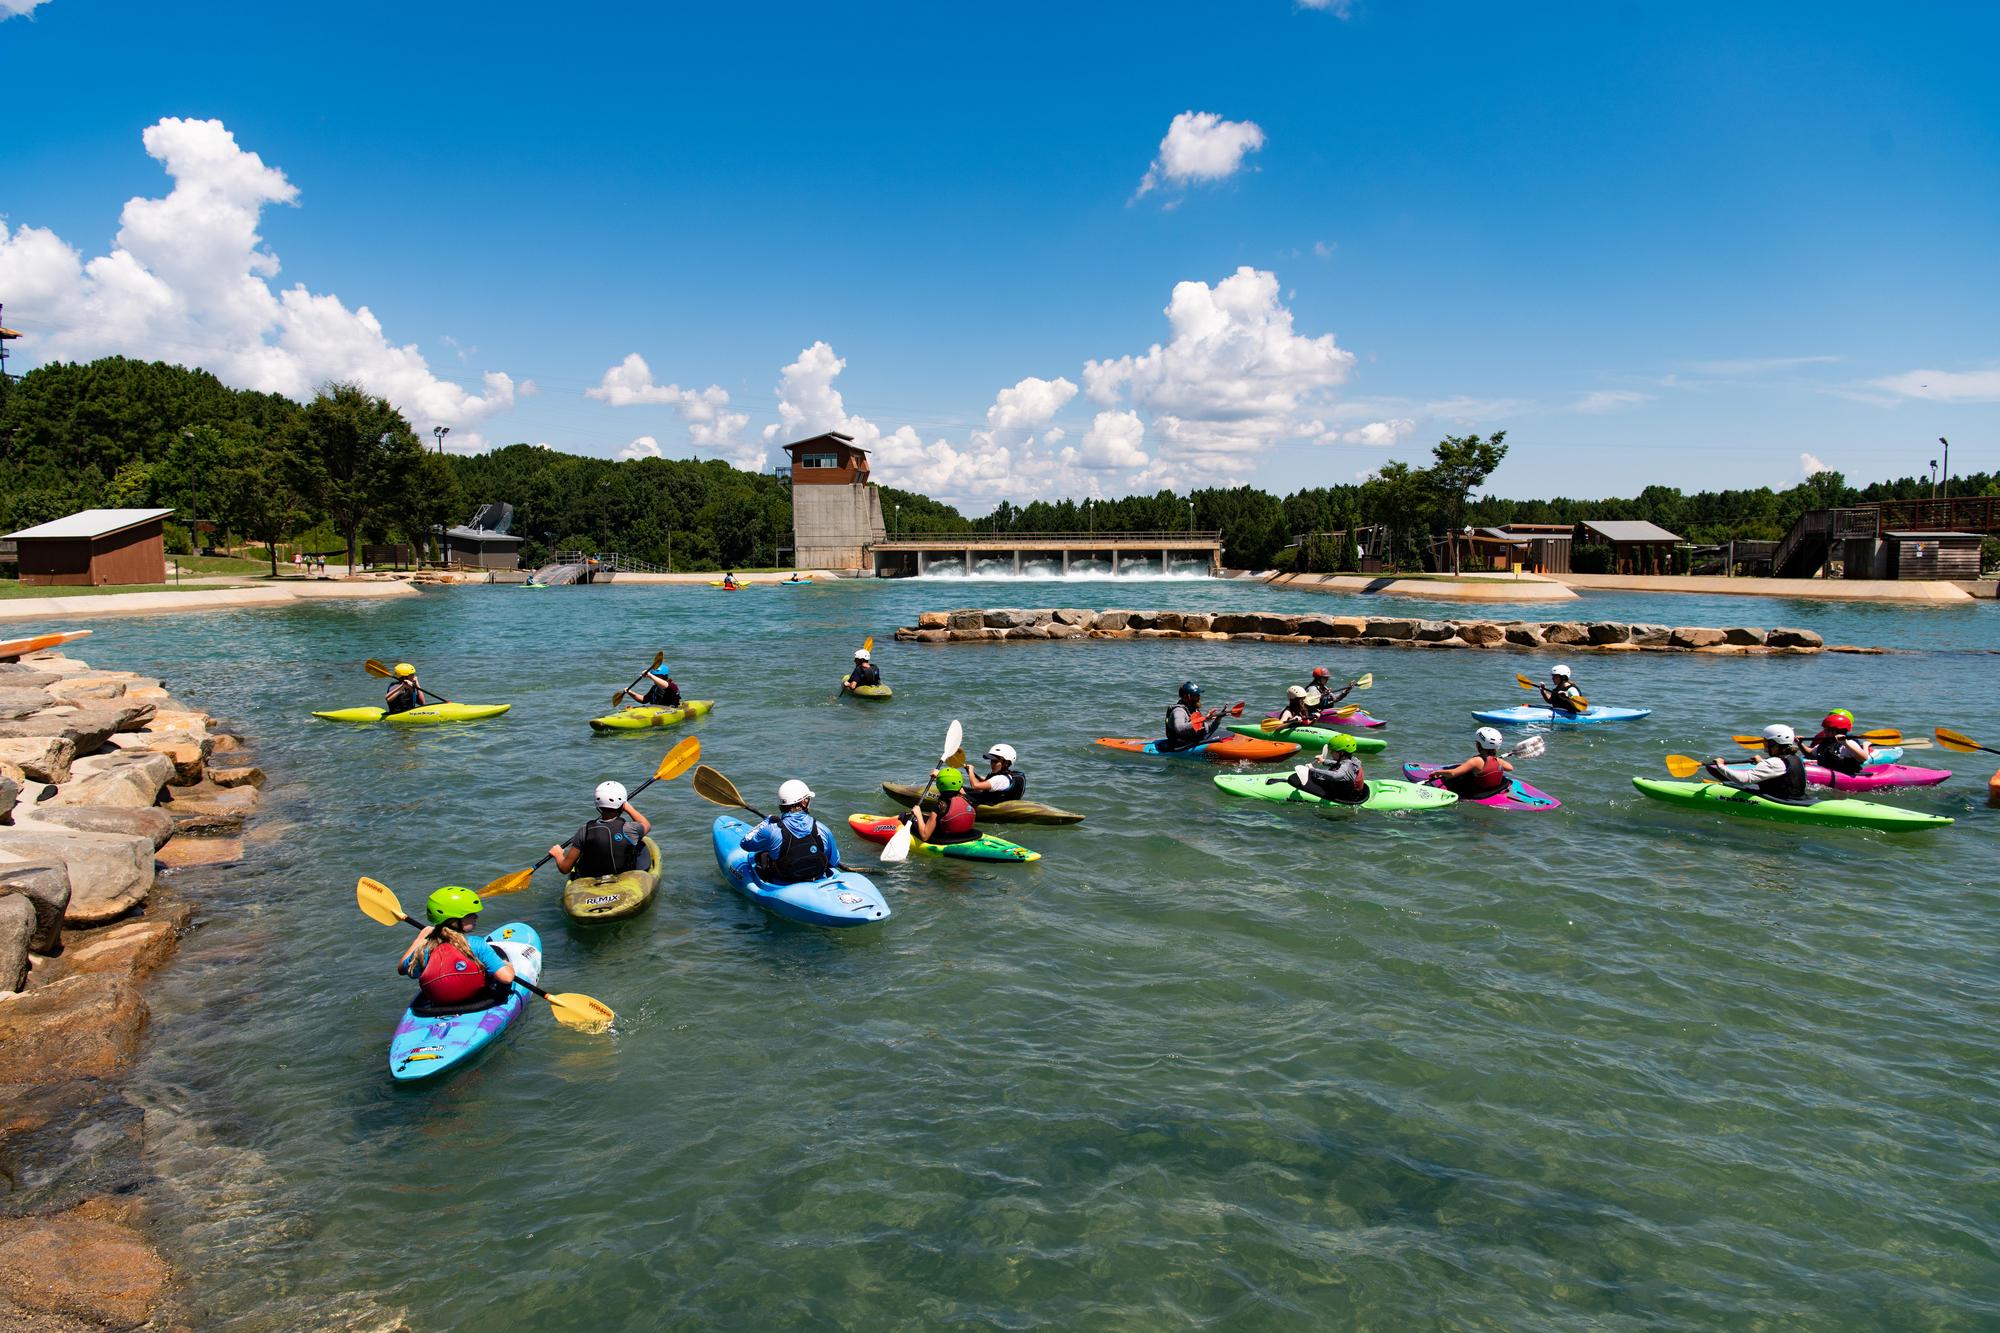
[
  {"left": 0, "top": 117, "right": 519, "bottom": 438},
  {"left": 619, "top": 435, "right": 663, "bottom": 461},
  {"left": 1298, "top": 0, "right": 1354, "bottom": 14},
  {"left": 1868, "top": 366, "right": 2000, "bottom": 403},
  {"left": 1135, "top": 111, "right": 1266, "bottom": 199},
  {"left": 1313, "top": 240, "right": 1336, "bottom": 259},
  {"left": 1336, "top": 418, "right": 1415, "bottom": 447},
  {"left": 1801, "top": 452, "right": 1829, "bottom": 476},
  {"left": 1572, "top": 389, "right": 1653, "bottom": 414},
  {"left": 1077, "top": 411, "right": 1149, "bottom": 470},
  {"left": 589, "top": 350, "right": 755, "bottom": 464},
  {"left": 987, "top": 376, "right": 1078, "bottom": 432},
  {"left": 1, "top": 0, "right": 54, "bottom": 17},
  {"left": 1689, "top": 354, "right": 1839, "bottom": 376}
]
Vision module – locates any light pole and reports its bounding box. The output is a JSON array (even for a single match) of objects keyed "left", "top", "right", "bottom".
[
  {"left": 1188, "top": 499, "right": 1195, "bottom": 533},
  {"left": 1939, "top": 437, "right": 1950, "bottom": 500},
  {"left": 433, "top": 425, "right": 449, "bottom": 454},
  {"left": 1929, "top": 457, "right": 1939, "bottom": 498}
]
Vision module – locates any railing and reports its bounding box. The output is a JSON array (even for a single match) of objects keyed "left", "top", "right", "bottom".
[
  {"left": 1857, "top": 495, "right": 2000, "bottom": 534},
  {"left": 876, "top": 530, "right": 1224, "bottom": 545},
  {"left": 1772, "top": 508, "right": 1877, "bottom": 577}
]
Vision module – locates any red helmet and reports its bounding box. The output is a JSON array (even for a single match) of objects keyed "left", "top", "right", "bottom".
[
  {"left": 1822, "top": 710, "right": 1853, "bottom": 732},
  {"left": 1311, "top": 666, "right": 1331, "bottom": 679}
]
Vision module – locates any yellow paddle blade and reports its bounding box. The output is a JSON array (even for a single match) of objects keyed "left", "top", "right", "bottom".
[
  {"left": 478, "top": 867, "right": 537, "bottom": 898},
  {"left": 1331, "top": 704, "right": 1362, "bottom": 718},
  {"left": 1259, "top": 716, "right": 1283, "bottom": 731},
  {"left": 1516, "top": 673, "right": 1535, "bottom": 690},
  {"left": 863, "top": 635, "right": 874, "bottom": 654},
  {"left": 945, "top": 748, "right": 966, "bottom": 770},
  {"left": 1352, "top": 673, "right": 1373, "bottom": 689},
  {"left": 364, "top": 658, "right": 395, "bottom": 679},
  {"left": 1570, "top": 694, "right": 1589, "bottom": 710},
  {"left": 693, "top": 763, "right": 748, "bottom": 810},
  {"left": 1857, "top": 728, "right": 1901, "bottom": 743},
  {"left": 1664, "top": 754, "right": 1707, "bottom": 779},
  {"left": 655, "top": 736, "right": 701, "bottom": 782},
  {"left": 1935, "top": 727, "right": 1985, "bottom": 753},
  {"left": 356, "top": 877, "right": 407, "bottom": 925},
  {"left": 543, "top": 991, "right": 616, "bottom": 1033},
  {"left": 1731, "top": 734, "right": 1763, "bottom": 745}
]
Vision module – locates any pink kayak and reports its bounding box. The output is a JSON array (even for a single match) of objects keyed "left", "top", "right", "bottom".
[
  {"left": 1720, "top": 760, "right": 1951, "bottom": 792},
  {"left": 1265, "top": 708, "right": 1388, "bottom": 730},
  {"left": 1403, "top": 763, "right": 1561, "bottom": 811}
]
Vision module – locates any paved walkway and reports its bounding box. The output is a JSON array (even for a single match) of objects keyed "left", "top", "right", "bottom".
[
  {"left": 1269, "top": 573, "right": 1578, "bottom": 602},
  {"left": 1556, "top": 573, "right": 1973, "bottom": 603},
  {"left": 0, "top": 581, "right": 417, "bottom": 623}
]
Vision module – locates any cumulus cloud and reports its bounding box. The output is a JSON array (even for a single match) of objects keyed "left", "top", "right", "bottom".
[
  {"left": 1337, "top": 418, "right": 1415, "bottom": 447},
  {"left": 1076, "top": 411, "right": 1149, "bottom": 470},
  {"left": 1868, "top": 366, "right": 2000, "bottom": 403},
  {"left": 1, "top": 0, "right": 54, "bottom": 17},
  {"left": 588, "top": 351, "right": 754, "bottom": 462},
  {"left": 987, "top": 375, "right": 1078, "bottom": 432},
  {"left": 1572, "top": 389, "right": 1652, "bottom": 414},
  {"left": 1135, "top": 111, "right": 1266, "bottom": 199},
  {"left": 619, "top": 435, "right": 663, "bottom": 461},
  {"left": 0, "top": 118, "right": 518, "bottom": 442},
  {"left": 1801, "top": 452, "right": 1830, "bottom": 476},
  {"left": 1298, "top": 0, "right": 1354, "bottom": 14}
]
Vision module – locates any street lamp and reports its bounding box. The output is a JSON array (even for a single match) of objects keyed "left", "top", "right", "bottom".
[
  {"left": 1188, "top": 499, "right": 1195, "bottom": 533},
  {"left": 1939, "top": 437, "right": 1950, "bottom": 500},
  {"left": 433, "top": 425, "right": 450, "bottom": 454},
  {"left": 1929, "top": 458, "right": 1939, "bottom": 498}
]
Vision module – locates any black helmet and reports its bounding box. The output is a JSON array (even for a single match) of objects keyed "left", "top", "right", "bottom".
[{"left": 1179, "top": 680, "right": 1201, "bottom": 700}]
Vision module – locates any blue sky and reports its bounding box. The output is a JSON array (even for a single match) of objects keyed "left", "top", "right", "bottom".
[{"left": 3, "top": 0, "right": 1997, "bottom": 510}]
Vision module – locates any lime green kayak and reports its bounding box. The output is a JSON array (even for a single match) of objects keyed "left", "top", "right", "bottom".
[
  {"left": 1213, "top": 773, "right": 1457, "bottom": 811},
  {"left": 1630, "top": 778, "right": 1953, "bottom": 832},
  {"left": 847, "top": 813, "right": 1039, "bottom": 861},
  {"left": 313, "top": 702, "right": 511, "bottom": 725},
  {"left": 587, "top": 699, "right": 714, "bottom": 733},
  {"left": 847, "top": 683, "right": 892, "bottom": 700},
  {"left": 1225, "top": 722, "right": 1387, "bottom": 754}
]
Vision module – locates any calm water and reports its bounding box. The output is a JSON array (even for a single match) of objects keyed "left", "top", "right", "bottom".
[{"left": 31, "top": 578, "right": 2000, "bottom": 1329}]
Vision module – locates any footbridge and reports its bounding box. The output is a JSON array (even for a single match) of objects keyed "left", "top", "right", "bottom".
[{"left": 870, "top": 531, "right": 1223, "bottom": 578}]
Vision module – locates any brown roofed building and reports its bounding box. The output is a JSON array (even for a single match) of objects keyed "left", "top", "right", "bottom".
[
  {"left": 4, "top": 508, "right": 174, "bottom": 586},
  {"left": 781, "top": 433, "right": 886, "bottom": 571}
]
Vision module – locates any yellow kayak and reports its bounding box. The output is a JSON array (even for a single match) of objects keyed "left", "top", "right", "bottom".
[{"left": 588, "top": 700, "right": 714, "bottom": 733}]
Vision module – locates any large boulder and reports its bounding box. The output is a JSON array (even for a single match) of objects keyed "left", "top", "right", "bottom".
[
  {"left": 1094, "top": 610, "right": 1133, "bottom": 630},
  {"left": 49, "top": 916, "right": 180, "bottom": 982},
  {"left": 913, "top": 628, "right": 947, "bottom": 644},
  {"left": 0, "top": 736, "right": 75, "bottom": 785},
  {"left": 1209, "top": 613, "right": 1262, "bottom": 635},
  {"left": 1052, "top": 607, "right": 1095, "bottom": 626},
  {"left": 1767, "top": 626, "right": 1824, "bottom": 649},
  {"left": 0, "top": 688, "right": 54, "bottom": 720},
  {"left": 16, "top": 806, "right": 175, "bottom": 851},
  {"left": 0, "top": 860, "right": 70, "bottom": 953},
  {"left": 1540, "top": 621, "right": 1590, "bottom": 645},
  {"left": 1414, "top": 620, "right": 1456, "bottom": 642},
  {"left": 1629, "top": 623, "right": 1673, "bottom": 647},
  {"left": 916, "top": 610, "right": 948, "bottom": 629},
  {"left": 0, "top": 1199, "right": 170, "bottom": 1326},
  {"left": 42, "top": 675, "right": 131, "bottom": 703},
  {"left": 1669, "top": 626, "right": 1727, "bottom": 649},
  {"left": 1586, "top": 622, "right": 1631, "bottom": 645},
  {"left": 946, "top": 610, "right": 983, "bottom": 632},
  {"left": 0, "top": 703, "right": 154, "bottom": 753},
  {"left": 107, "top": 731, "right": 212, "bottom": 785},
  {"left": 982, "top": 608, "right": 1037, "bottom": 629},
  {"left": 1458, "top": 621, "right": 1506, "bottom": 647},
  {"left": 0, "top": 972, "right": 147, "bottom": 1083},
  {"left": 44, "top": 751, "right": 174, "bottom": 810},
  {"left": 0, "top": 828, "right": 152, "bottom": 926},
  {"left": 141, "top": 708, "right": 213, "bottom": 734},
  {"left": 1722, "top": 626, "right": 1768, "bottom": 646},
  {"left": 0, "top": 776, "right": 15, "bottom": 825},
  {"left": 1042, "top": 621, "right": 1084, "bottom": 640},
  {"left": 0, "top": 893, "right": 32, "bottom": 991},
  {"left": 1125, "top": 611, "right": 1159, "bottom": 630},
  {"left": 1363, "top": 618, "right": 1415, "bottom": 640},
  {"left": 1503, "top": 623, "right": 1545, "bottom": 646}
]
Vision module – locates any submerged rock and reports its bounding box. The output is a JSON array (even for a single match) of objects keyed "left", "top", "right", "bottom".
[{"left": 0, "top": 1197, "right": 170, "bottom": 1326}]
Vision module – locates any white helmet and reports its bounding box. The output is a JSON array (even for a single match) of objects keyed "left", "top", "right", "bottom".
[
  {"left": 1475, "top": 727, "right": 1502, "bottom": 751},
  {"left": 1287, "top": 685, "right": 1307, "bottom": 700},
  {"left": 1552, "top": 664, "right": 1572, "bottom": 679},
  {"left": 1762, "top": 723, "right": 1796, "bottom": 746},
  {"left": 984, "top": 743, "right": 1017, "bottom": 764},
  {"left": 853, "top": 648, "right": 871, "bottom": 661},
  {"left": 594, "top": 780, "right": 628, "bottom": 810},
  {"left": 778, "top": 779, "right": 815, "bottom": 806}
]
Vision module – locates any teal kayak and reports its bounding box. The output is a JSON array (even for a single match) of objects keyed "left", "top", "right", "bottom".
[
  {"left": 1213, "top": 773, "right": 1457, "bottom": 812},
  {"left": 388, "top": 922, "right": 542, "bottom": 1081},
  {"left": 1630, "top": 778, "right": 1952, "bottom": 832}
]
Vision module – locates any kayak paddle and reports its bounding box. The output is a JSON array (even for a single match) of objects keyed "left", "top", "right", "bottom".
[
  {"left": 477, "top": 737, "right": 700, "bottom": 897},
  {"left": 833, "top": 635, "right": 876, "bottom": 701},
  {"left": 354, "top": 877, "right": 615, "bottom": 1032},
  {"left": 1505, "top": 735, "right": 1547, "bottom": 761},
  {"left": 1935, "top": 727, "right": 2000, "bottom": 756},
  {"left": 883, "top": 719, "right": 965, "bottom": 863},
  {"left": 1515, "top": 672, "right": 1588, "bottom": 711},
  {"left": 1731, "top": 728, "right": 1901, "bottom": 746},
  {"left": 1664, "top": 754, "right": 1714, "bottom": 779},
  {"left": 611, "top": 650, "right": 667, "bottom": 708},
  {"left": 693, "top": 763, "right": 766, "bottom": 818},
  {"left": 364, "top": 657, "right": 452, "bottom": 705}
]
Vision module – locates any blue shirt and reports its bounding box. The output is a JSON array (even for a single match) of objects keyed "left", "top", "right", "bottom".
[
  {"left": 401, "top": 932, "right": 509, "bottom": 978},
  {"left": 739, "top": 811, "right": 842, "bottom": 869}
]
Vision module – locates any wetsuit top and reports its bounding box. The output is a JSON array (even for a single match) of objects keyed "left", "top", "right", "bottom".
[
  {"left": 969, "top": 766, "right": 1026, "bottom": 805},
  {"left": 1307, "top": 683, "right": 1351, "bottom": 709},
  {"left": 1163, "top": 702, "right": 1207, "bottom": 751},
  {"left": 1446, "top": 754, "right": 1510, "bottom": 797},
  {"left": 850, "top": 662, "right": 882, "bottom": 687},
  {"left": 1297, "top": 754, "right": 1365, "bottom": 803},
  {"left": 563, "top": 814, "right": 647, "bottom": 878},
  {"left": 742, "top": 811, "right": 841, "bottom": 883},
  {"left": 384, "top": 679, "right": 421, "bottom": 714},
  {"left": 1807, "top": 730, "right": 1866, "bottom": 775},
  {"left": 930, "top": 793, "right": 979, "bottom": 843},
  {"left": 1542, "top": 683, "right": 1583, "bottom": 714},
  {"left": 1726, "top": 751, "right": 1810, "bottom": 800},
  {"left": 640, "top": 672, "right": 681, "bottom": 707}
]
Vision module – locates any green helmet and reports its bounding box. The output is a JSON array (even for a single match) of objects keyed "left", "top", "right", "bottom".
[
  {"left": 935, "top": 767, "right": 965, "bottom": 793},
  {"left": 1326, "top": 733, "right": 1359, "bottom": 754},
  {"left": 426, "top": 885, "right": 482, "bottom": 924}
]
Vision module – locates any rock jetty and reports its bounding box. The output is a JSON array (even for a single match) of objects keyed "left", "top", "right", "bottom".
[
  {"left": 895, "top": 608, "right": 1827, "bottom": 653},
  {"left": 0, "top": 644, "right": 262, "bottom": 1328}
]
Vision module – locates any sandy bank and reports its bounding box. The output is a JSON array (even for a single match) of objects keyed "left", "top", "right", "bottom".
[
  {"left": 1271, "top": 572, "right": 1579, "bottom": 602},
  {"left": 0, "top": 580, "right": 417, "bottom": 623},
  {"left": 1556, "top": 573, "right": 1974, "bottom": 603}
]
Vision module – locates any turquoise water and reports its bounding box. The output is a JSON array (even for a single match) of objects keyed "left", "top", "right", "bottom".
[{"left": 37, "top": 579, "right": 2000, "bottom": 1328}]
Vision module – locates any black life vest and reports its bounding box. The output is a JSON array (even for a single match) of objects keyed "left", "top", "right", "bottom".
[
  {"left": 968, "top": 767, "right": 1025, "bottom": 805},
  {"left": 642, "top": 677, "right": 681, "bottom": 706},
  {"left": 756, "top": 819, "right": 831, "bottom": 884},
  {"left": 1809, "top": 731, "right": 1865, "bottom": 775},
  {"left": 851, "top": 662, "right": 881, "bottom": 686},
  {"left": 572, "top": 817, "right": 639, "bottom": 878},
  {"left": 1757, "top": 751, "right": 1810, "bottom": 800},
  {"left": 384, "top": 680, "right": 419, "bottom": 714},
  {"left": 1162, "top": 703, "right": 1204, "bottom": 751}
]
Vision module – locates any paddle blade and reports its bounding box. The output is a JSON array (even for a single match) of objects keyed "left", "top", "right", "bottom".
[
  {"left": 692, "top": 763, "right": 748, "bottom": 810},
  {"left": 1731, "top": 734, "right": 1764, "bottom": 745},
  {"left": 478, "top": 868, "right": 536, "bottom": 898},
  {"left": 364, "top": 658, "right": 394, "bottom": 679},
  {"left": 1664, "top": 754, "right": 1706, "bottom": 779},
  {"left": 1570, "top": 694, "right": 1589, "bottom": 710},
  {"left": 1896, "top": 737, "right": 1933, "bottom": 749},
  {"left": 544, "top": 991, "right": 616, "bottom": 1033},
  {"left": 1935, "top": 727, "right": 1986, "bottom": 753},
  {"left": 655, "top": 736, "right": 701, "bottom": 782},
  {"left": 1516, "top": 673, "right": 1535, "bottom": 690},
  {"left": 1857, "top": 729, "right": 1902, "bottom": 743},
  {"left": 944, "top": 748, "right": 966, "bottom": 770},
  {"left": 863, "top": 635, "right": 875, "bottom": 654},
  {"left": 880, "top": 821, "right": 914, "bottom": 864},
  {"left": 1260, "top": 716, "right": 1283, "bottom": 731},
  {"left": 1508, "top": 735, "right": 1547, "bottom": 761},
  {"left": 1228, "top": 701, "right": 1246, "bottom": 716},
  {"left": 939, "top": 719, "right": 964, "bottom": 765},
  {"left": 1331, "top": 704, "right": 1361, "bottom": 718},
  {"left": 356, "top": 877, "right": 406, "bottom": 926},
  {"left": 1352, "top": 673, "right": 1373, "bottom": 690}
]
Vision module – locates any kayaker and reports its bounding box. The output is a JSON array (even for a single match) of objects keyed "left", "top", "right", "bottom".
[
  {"left": 1162, "top": 681, "right": 1216, "bottom": 753},
  {"left": 623, "top": 661, "right": 682, "bottom": 708},
  {"left": 549, "top": 781, "right": 653, "bottom": 878},
  {"left": 1537, "top": 664, "right": 1583, "bottom": 716},
  {"left": 1426, "top": 727, "right": 1514, "bottom": 798},
  {"left": 740, "top": 779, "right": 842, "bottom": 883},
  {"left": 1804, "top": 709, "right": 1871, "bottom": 776},
  {"left": 843, "top": 648, "right": 882, "bottom": 694},
  {"left": 1277, "top": 685, "right": 1318, "bottom": 727},
  {"left": 965, "top": 743, "right": 1026, "bottom": 805},
  {"left": 383, "top": 662, "right": 427, "bottom": 715},
  {"left": 1304, "top": 665, "right": 1353, "bottom": 710},
  {"left": 722, "top": 571, "right": 740, "bottom": 590},
  {"left": 1706, "top": 724, "right": 1809, "bottom": 799},
  {"left": 397, "top": 886, "right": 516, "bottom": 1011},
  {"left": 1286, "top": 733, "right": 1367, "bottom": 804},
  {"left": 909, "top": 766, "right": 980, "bottom": 845}
]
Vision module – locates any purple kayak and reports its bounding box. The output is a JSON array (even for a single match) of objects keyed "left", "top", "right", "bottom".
[
  {"left": 1265, "top": 708, "right": 1388, "bottom": 730},
  {"left": 1720, "top": 759, "right": 1951, "bottom": 793},
  {"left": 1403, "top": 762, "right": 1562, "bottom": 811}
]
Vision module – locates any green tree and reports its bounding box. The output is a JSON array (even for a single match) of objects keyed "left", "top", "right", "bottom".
[
  {"left": 286, "top": 382, "right": 425, "bottom": 572},
  {"left": 1428, "top": 431, "right": 1508, "bottom": 574},
  {"left": 217, "top": 434, "right": 314, "bottom": 575}
]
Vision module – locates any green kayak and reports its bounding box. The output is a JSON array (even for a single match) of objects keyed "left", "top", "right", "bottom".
[
  {"left": 1213, "top": 773, "right": 1457, "bottom": 812},
  {"left": 1225, "top": 722, "right": 1388, "bottom": 754},
  {"left": 847, "top": 814, "right": 1040, "bottom": 861},
  {"left": 1630, "top": 778, "right": 1953, "bottom": 832},
  {"left": 847, "top": 683, "right": 892, "bottom": 700},
  {"left": 313, "top": 702, "right": 511, "bottom": 725},
  {"left": 588, "top": 700, "right": 714, "bottom": 732}
]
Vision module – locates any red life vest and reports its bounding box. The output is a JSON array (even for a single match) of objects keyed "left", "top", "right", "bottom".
[
  {"left": 417, "top": 938, "right": 488, "bottom": 1004},
  {"left": 937, "top": 793, "right": 977, "bottom": 839},
  {"left": 1471, "top": 754, "right": 1508, "bottom": 795}
]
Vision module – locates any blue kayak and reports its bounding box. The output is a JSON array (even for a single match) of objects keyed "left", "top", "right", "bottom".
[
  {"left": 1471, "top": 705, "right": 1653, "bottom": 726},
  {"left": 709, "top": 816, "right": 891, "bottom": 927},
  {"left": 388, "top": 922, "right": 543, "bottom": 1082}
]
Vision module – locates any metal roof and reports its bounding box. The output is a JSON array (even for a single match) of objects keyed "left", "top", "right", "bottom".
[
  {"left": 1580, "top": 519, "right": 1684, "bottom": 543},
  {"left": 3, "top": 508, "right": 174, "bottom": 541},
  {"left": 1883, "top": 530, "right": 1977, "bottom": 539}
]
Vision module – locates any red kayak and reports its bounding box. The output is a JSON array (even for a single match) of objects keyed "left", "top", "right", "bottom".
[{"left": 1095, "top": 735, "right": 1299, "bottom": 763}]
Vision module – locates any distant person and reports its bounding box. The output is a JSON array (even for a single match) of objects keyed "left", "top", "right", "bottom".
[
  {"left": 291, "top": 551, "right": 303, "bottom": 569},
  {"left": 624, "top": 661, "right": 682, "bottom": 708},
  {"left": 909, "top": 766, "right": 979, "bottom": 845},
  {"left": 1538, "top": 664, "right": 1583, "bottom": 716},
  {"left": 398, "top": 887, "right": 516, "bottom": 1011},
  {"left": 1287, "top": 734, "right": 1367, "bottom": 803},
  {"left": 964, "top": 744, "right": 1025, "bottom": 805},
  {"left": 1804, "top": 709, "right": 1871, "bottom": 776},
  {"left": 550, "top": 782, "right": 652, "bottom": 878},
  {"left": 1303, "top": 665, "right": 1353, "bottom": 711},
  {"left": 1426, "top": 727, "right": 1514, "bottom": 798},
  {"left": 722, "top": 571, "right": 740, "bottom": 590},
  {"left": 1276, "top": 685, "right": 1317, "bottom": 727},
  {"left": 1706, "top": 724, "right": 1809, "bottom": 799},
  {"left": 1161, "top": 681, "right": 1219, "bottom": 752},
  {"left": 741, "top": 780, "right": 841, "bottom": 883},
  {"left": 843, "top": 648, "right": 881, "bottom": 693},
  {"left": 383, "top": 663, "right": 428, "bottom": 715}
]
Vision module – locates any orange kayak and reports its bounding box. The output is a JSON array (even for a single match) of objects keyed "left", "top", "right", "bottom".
[
  {"left": 0, "top": 629, "right": 91, "bottom": 661},
  {"left": 1094, "top": 735, "right": 1298, "bottom": 763}
]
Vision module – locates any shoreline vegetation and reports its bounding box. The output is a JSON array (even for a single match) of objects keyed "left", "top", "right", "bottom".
[{"left": 0, "top": 643, "right": 261, "bottom": 1328}]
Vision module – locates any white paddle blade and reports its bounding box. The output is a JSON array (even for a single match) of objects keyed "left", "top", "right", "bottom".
[
  {"left": 881, "top": 822, "right": 914, "bottom": 863},
  {"left": 941, "top": 718, "right": 964, "bottom": 764},
  {"left": 1512, "top": 736, "right": 1547, "bottom": 760}
]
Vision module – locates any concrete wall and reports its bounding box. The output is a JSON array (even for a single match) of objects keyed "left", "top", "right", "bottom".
[{"left": 793, "top": 483, "right": 885, "bottom": 571}]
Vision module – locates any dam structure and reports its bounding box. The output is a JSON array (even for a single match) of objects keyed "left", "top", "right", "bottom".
[{"left": 870, "top": 530, "right": 1224, "bottom": 578}]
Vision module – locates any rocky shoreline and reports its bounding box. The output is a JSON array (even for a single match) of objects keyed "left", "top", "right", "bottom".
[
  {"left": 896, "top": 608, "right": 1833, "bottom": 653},
  {"left": 0, "top": 646, "right": 262, "bottom": 1328}
]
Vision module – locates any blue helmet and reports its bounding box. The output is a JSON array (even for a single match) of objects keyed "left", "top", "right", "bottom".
[{"left": 1179, "top": 680, "right": 1201, "bottom": 700}]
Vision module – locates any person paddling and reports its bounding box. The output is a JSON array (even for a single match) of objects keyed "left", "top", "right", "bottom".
[
  {"left": 549, "top": 782, "right": 653, "bottom": 878},
  {"left": 964, "top": 743, "right": 1025, "bottom": 805},
  {"left": 740, "top": 779, "right": 843, "bottom": 883},
  {"left": 722, "top": 571, "right": 740, "bottom": 590},
  {"left": 383, "top": 662, "right": 429, "bottom": 715},
  {"left": 1706, "top": 724, "right": 1809, "bottom": 799},
  {"left": 1304, "top": 665, "right": 1354, "bottom": 711},
  {"left": 397, "top": 887, "right": 516, "bottom": 1012},
  {"left": 1426, "top": 727, "right": 1514, "bottom": 798},
  {"left": 1162, "top": 681, "right": 1221, "bottom": 752},
  {"left": 1277, "top": 685, "right": 1318, "bottom": 727},
  {"left": 1804, "top": 709, "right": 1871, "bottom": 776},
  {"left": 1286, "top": 733, "right": 1367, "bottom": 803},
  {"left": 623, "top": 661, "right": 682, "bottom": 708},
  {"left": 909, "top": 766, "right": 980, "bottom": 845},
  {"left": 843, "top": 647, "right": 882, "bottom": 694},
  {"left": 1537, "top": 664, "right": 1583, "bottom": 717}
]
